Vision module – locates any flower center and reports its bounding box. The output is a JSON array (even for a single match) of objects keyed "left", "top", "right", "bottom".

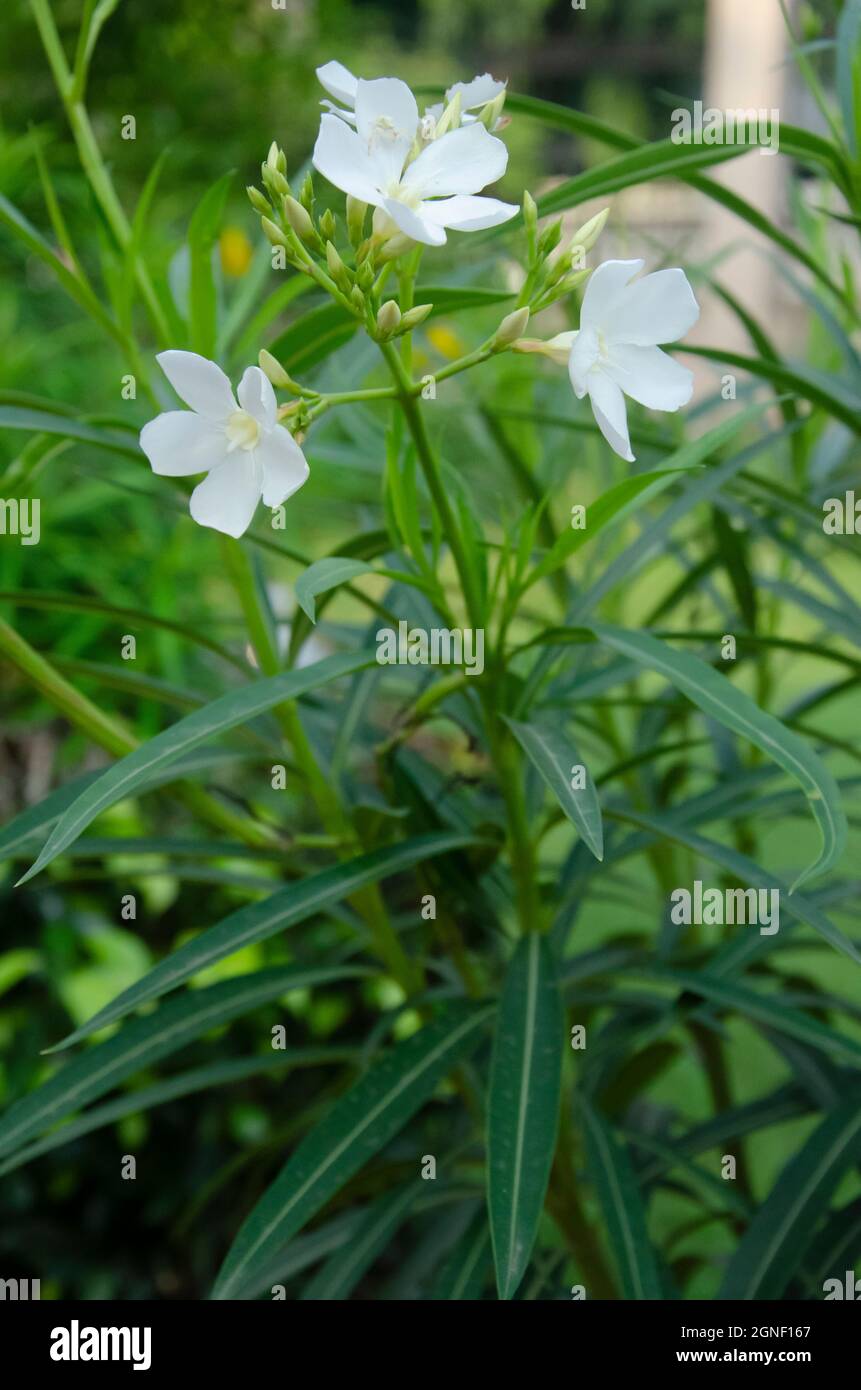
[
  {"left": 368, "top": 115, "right": 401, "bottom": 151},
  {"left": 225, "top": 409, "right": 261, "bottom": 452}
]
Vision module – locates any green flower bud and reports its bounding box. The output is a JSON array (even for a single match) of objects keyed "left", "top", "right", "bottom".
[
  {"left": 491, "top": 306, "right": 530, "bottom": 350},
  {"left": 397, "top": 303, "right": 433, "bottom": 333},
  {"left": 522, "top": 190, "right": 538, "bottom": 234},
  {"left": 319, "top": 208, "right": 337, "bottom": 243},
  {"left": 357, "top": 260, "right": 375, "bottom": 291},
  {"left": 271, "top": 169, "right": 291, "bottom": 199},
  {"left": 283, "top": 194, "right": 314, "bottom": 242},
  {"left": 299, "top": 172, "right": 314, "bottom": 214},
  {"left": 350, "top": 284, "right": 366, "bottom": 313},
  {"left": 537, "top": 217, "right": 563, "bottom": 260},
  {"left": 376, "top": 299, "right": 402, "bottom": 338},
  {"left": 261, "top": 216, "right": 288, "bottom": 248},
  {"left": 346, "top": 196, "right": 367, "bottom": 248},
  {"left": 246, "top": 185, "right": 271, "bottom": 216},
  {"left": 258, "top": 348, "right": 300, "bottom": 392},
  {"left": 326, "top": 240, "right": 352, "bottom": 292},
  {"left": 569, "top": 206, "right": 609, "bottom": 254}
]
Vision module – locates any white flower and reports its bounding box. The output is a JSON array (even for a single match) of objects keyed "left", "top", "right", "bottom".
[
  {"left": 316, "top": 63, "right": 506, "bottom": 133},
  {"left": 542, "top": 259, "right": 700, "bottom": 462},
  {"left": 423, "top": 73, "right": 507, "bottom": 131},
  {"left": 312, "top": 77, "right": 517, "bottom": 247},
  {"left": 140, "top": 351, "right": 309, "bottom": 538}
]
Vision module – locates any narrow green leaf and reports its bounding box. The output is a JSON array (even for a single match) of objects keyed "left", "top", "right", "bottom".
[
  {"left": 720, "top": 1099, "right": 861, "bottom": 1299},
  {"left": 18, "top": 650, "right": 373, "bottom": 884},
  {"left": 0, "top": 406, "right": 141, "bottom": 460},
  {"left": 488, "top": 934, "right": 563, "bottom": 1300},
  {"left": 188, "top": 171, "right": 233, "bottom": 356},
  {"left": 212, "top": 1002, "right": 492, "bottom": 1300},
  {"left": 654, "top": 969, "right": 861, "bottom": 1068},
  {"left": 581, "top": 1102, "right": 663, "bottom": 1299},
  {"left": 301, "top": 1182, "right": 420, "bottom": 1299},
  {"left": 50, "top": 831, "right": 480, "bottom": 1049},
  {"left": 523, "top": 468, "right": 694, "bottom": 595},
  {"left": 295, "top": 556, "right": 373, "bottom": 623},
  {"left": 0, "top": 1049, "right": 354, "bottom": 1178},
  {"left": 0, "top": 749, "right": 249, "bottom": 863},
  {"left": 837, "top": 0, "right": 861, "bottom": 156},
  {"left": 506, "top": 717, "right": 603, "bottom": 861},
  {"left": 593, "top": 624, "right": 847, "bottom": 891},
  {"left": 432, "top": 1211, "right": 492, "bottom": 1299},
  {"left": 0, "top": 966, "right": 363, "bottom": 1161}
]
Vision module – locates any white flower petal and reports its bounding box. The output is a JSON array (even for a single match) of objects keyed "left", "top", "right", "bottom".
[
  {"left": 585, "top": 371, "right": 635, "bottom": 462},
  {"left": 313, "top": 113, "right": 382, "bottom": 205},
  {"left": 382, "top": 197, "right": 447, "bottom": 247},
  {"left": 420, "top": 193, "right": 518, "bottom": 231},
  {"left": 321, "top": 100, "right": 357, "bottom": 125},
  {"left": 189, "top": 456, "right": 262, "bottom": 538},
  {"left": 604, "top": 268, "right": 700, "bottom": 347},
  {"left": 542, "top": 330, "right": 577, "bottom": 366},
  {"left": 139, "top": 411, "right": 228, "bottom": 477},
  {"left": 256, "top": 426, "right": 311, "bottom": 507},
  {"left": 237, "top": 366, "right": 276, "bottom": 430},
  {"left": 445, "top": 73, "right": 506, "bottom": 110},
  {"left": 604, "top": 343, "right": 694, "bottom": 411},
  {"left": 156, "top": 350, "right": 236, "bottom": 420},
  {"left": 402, "top": 123, "right": 508, "bottom": 197},
  {"left": 354, "top": 78, "right": 418, "bottom": 189},
  {"left": 579, "top": 260, "right": 645, "bottom": 335},
  {"left": 569, "top": 325, "right": 600, "bottom": 396},
  {"left": 316, "top": 61, "right": 359, "bottom": 106}
]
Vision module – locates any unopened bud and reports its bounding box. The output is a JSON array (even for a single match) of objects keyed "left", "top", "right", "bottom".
[
  {"left": 377, "top": 231, "right": 415, "bottom": 262},
  {"left": 283, "top": 195, "right": 314, "bottom": 241},
  {"left": 522, "top": 190, "right": 538, "bottom": 234},
  {"left": 492, "top": 306, "right": 530, "bottom": 350},
  {"left": 537, "top": 217, "right": 563, "bottom": 259},
  {"left": 261, "top": 216, "right": 288, "bottom": 248},
  {"left": 299, "top": 172, "right": 314, "bottom": 213},
  {"left": 266, "top": 141, "right": 280, "bottom": 173},
  {"left": 326, "top": 240, "right": 352, "bottom": 291},
  {"left": 570, "top": 206, "right": 609, "bottom": 254},
  {"left": 271, "top": 170, "right": 290, "bottom": 199},
  {"left": 350, "top": 285, "right": 366, "bottom": 313},
  {"left": 319, "top": 208, "right": 337, "bottom": 243},
  {"left": 246, "top": 185, "right": 271, "bottom": 216},
  {"left": 376, "top": 299, "right": 402, "bottom": 338},
  {"left": 556, "top": 268, "right": 591, "bottom": 297},
  {"left": 258, "top": 348, "right": 300, "bottom": 392},
  {"left": 357, "top": 260, "right": 375, "bottom": 291},
  {"left": 276, "top": 148, "right": 287, "bottom": 175},
  {"left": 346, "top": 196, "right": 367, "bottom": 247},
  {"left": 397, "top": 303, "right": 433, "bottom": 333}
]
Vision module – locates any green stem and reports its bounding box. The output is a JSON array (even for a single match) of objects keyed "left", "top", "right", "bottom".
[
  {"left": 0, "top": 613, "right": 277, "bottom": 851},
  {"left": 220, "top": 538, "right": 421, "bottom": 994},
  {"left": 28, "top": 0, "right": 171, "bottom": 347},
  {"left": 380, "top": 340, "right": 484, "bottom": 628}
]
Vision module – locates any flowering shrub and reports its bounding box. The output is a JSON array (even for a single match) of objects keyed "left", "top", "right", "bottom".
[{"left": 1, "top": 1, "right": 860, "bottom": 1303}]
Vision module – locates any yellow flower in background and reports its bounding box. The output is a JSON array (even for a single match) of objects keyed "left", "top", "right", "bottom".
[
  {"left": 426, "top": 322, "right": 463, "bottom": 359},
  {"left": 219, "top": 226, "right": 253, "bottom": 277}
]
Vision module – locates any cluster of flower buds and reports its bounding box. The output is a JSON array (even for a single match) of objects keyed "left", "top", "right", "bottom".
[
  {"left": 247, "top": 144, "right": 440, "bottom": 341},
  {"left": 520, "top": 192, "right": 609, "bottom": 314}
]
